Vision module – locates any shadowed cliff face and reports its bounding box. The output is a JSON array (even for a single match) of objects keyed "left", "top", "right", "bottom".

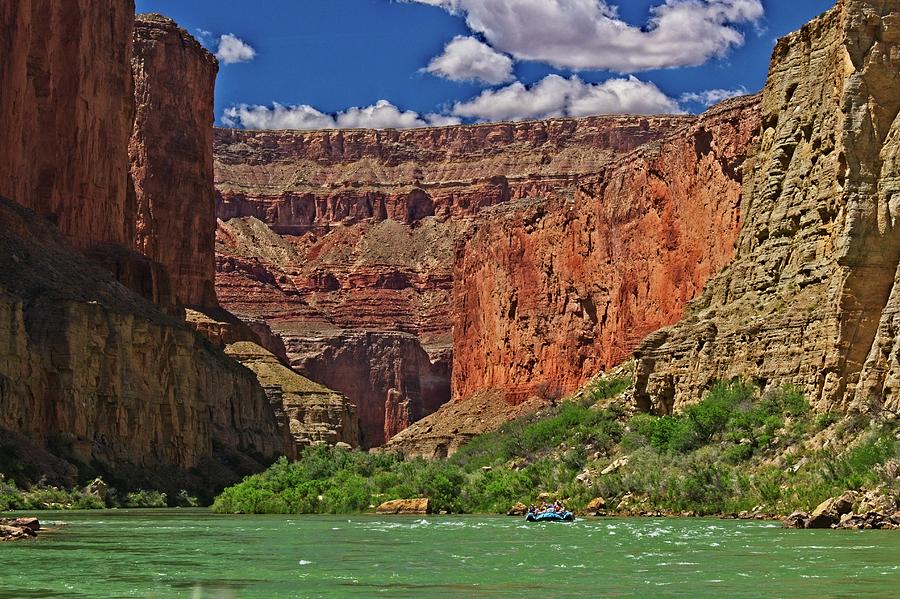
[
  {"left": 633, "top": 0, "right": 900, "bottom": 416},
  {"left": 0, "top": 198, "right": 292, "bottom": 494},
  {"left": 130, "top": 14, "right": 219, "bottom": 308},
  {"left": 0, "top": 4, "right": 294, "bottom": 493},
  {"left": 213, "top": 116, "right": 692, "bottom": 445}
]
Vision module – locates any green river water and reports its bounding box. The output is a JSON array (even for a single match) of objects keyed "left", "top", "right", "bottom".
[{"left": 0, "top": 509, "right": 897, "bottom": 598}]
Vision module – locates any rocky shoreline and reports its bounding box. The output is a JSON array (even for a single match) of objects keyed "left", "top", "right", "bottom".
[
  {"left": 504, "top": 489, "right": 900, "bottom": 531},
  {"left": 0, "top": 518, "right": 41, "bottom": 541}
]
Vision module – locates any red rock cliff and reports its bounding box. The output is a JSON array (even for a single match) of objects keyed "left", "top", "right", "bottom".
[
  {"left": 130, "top": 14, "right": 219, "bottom": 308},
  {"left": 450, "top": 96, "right": 762, "bottom": 405},
  {"left": 213, "top": 116, "right": 690, "bottom": 445},
  {"left": 0, "top": 0, "right": 135, "bottom": 250}
]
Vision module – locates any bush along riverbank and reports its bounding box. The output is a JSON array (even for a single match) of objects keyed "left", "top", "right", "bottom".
[
  {"left": 0, "top": 476, "right": 198, "bottom": 511},
  {"left": 212, "top": 375, "right": 900, "bottom": 526}
]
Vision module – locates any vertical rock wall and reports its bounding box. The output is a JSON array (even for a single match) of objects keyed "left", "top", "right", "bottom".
[
  {"left": 130, "top": 14, "right": 219, "bottom": 308},
  {"left": 0, "top": 0, "right": 135, "bottom": 249},
  {"left": 0, "top": 4, "right": 293, "bottom": 492},
  {"left": 633, "top": 0, "right": 900, "bottom": 415},
  {"left": 451, "top": 96, "right": 762, "bottom": 404}
]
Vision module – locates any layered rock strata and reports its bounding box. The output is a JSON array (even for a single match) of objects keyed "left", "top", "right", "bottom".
[
  {"left": 0, "top": 0, "right": 135, "bottom": 249},
  {"left": 214, "top": 116, "right": 691, "bottom": 444},
  {"left": 225, "top": 342, "right": 360, "bottom": 449},
  {"left": 130, "top": 14, "right": 219, "bottom": 308},
  {"left": 0, "top": 198, "right": 292, "bottom": 494},
  {"left": 633, "top": 0, "right": 900, "bottom": 415}
]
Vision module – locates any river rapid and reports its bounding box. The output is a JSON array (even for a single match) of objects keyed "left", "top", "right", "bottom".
[{"left": 1, "top": 509, "right": 897, "bottom": 598}]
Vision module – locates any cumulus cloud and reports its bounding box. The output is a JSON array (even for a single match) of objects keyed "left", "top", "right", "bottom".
[
  {"left": 216, "top": 34, "right": 257, "bottom": 64},
  {"left": 221, "top": 100, "right": 461, "bottom": 130},
  {"left": 451, "top": 75, "right": 681, "bottom": 122},
  {"left": 425, "top": 36, "right": 514, "bottom": 84},
  {"left": 679, "top": 87, "right": 749, "bottom": 107},
  {"left": 408, "top": 0, "right": 764, "bottom": 72}
]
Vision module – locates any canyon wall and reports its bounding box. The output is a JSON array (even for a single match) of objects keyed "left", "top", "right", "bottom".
[
  {"left": 0, "top": 0, "right": 135, "bottom": 250},
  {"left": 451, "top": 96, "right": 762, "bottom": 405},
  {"left": 213, "top": 116, "right": 691, "bottom": 444},
  {"left": 130, "top": 14, "right": 219, "bottom": 308},
  {"left": 0, "top": 3, "right": 294, "bottom": 492},
  {"left": 0, "top": 197, "right": 291, "bottom": 494},
  {"left": 633, "top": 0, "right": 900, "bottom": 415}
]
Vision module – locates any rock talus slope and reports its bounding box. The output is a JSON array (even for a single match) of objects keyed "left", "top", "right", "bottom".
[
  {"left": 633, "top": 0, "right": 900, "bottom": 415},
  {"left": 130, "top": 14, "right": 219, "bottom": 308}
]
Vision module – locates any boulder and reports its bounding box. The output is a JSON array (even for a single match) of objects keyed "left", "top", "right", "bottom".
[
  {"left": 85, "top": 478, "right": 108, "bottom": 502},
  {"left": 601, "top": 457, "right": 629, "bottom": 476},
  {"left": 375, "top": 498, "right": 431, "bottom": 515},
  {"left": 807, "top": 492, "right": 857, "bottom": 529},
  {"left": 585, "top": 497, "right": 607, "bottom": 516},
  {"left": 507, "top": 502, "right": 528, "bottom": 516},
  {"left": 782, "top": 511, "right": 809, "bottom": 529},
  {"left": 0, "top": 525, "right": 36, "bottom": 541},
  {"left": 10, "top": 518, "right": 39, "bottom": 532}
]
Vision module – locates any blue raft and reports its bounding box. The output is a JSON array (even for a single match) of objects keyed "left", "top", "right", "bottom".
[{"left": 525, "top": 510, "right": 575, "bottom": 522}]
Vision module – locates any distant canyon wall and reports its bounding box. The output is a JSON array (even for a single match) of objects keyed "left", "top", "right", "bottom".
[
  {"left": 213, "top": 116, "right": 691, "bottom": 445},
  {"left": 452, "top": 96, "right": 762, "bottom": 404}
]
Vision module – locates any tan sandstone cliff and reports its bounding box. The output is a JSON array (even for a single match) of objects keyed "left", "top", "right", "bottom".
[{"left": 633, "top": 0, "right": 900, "bottom": 416}]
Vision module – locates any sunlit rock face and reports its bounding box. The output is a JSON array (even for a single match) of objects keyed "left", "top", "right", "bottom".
[
  {"left": 212, "top": 115, "right": 692, "bottom": 445},
  {"left": 633, "top": 0, "right": 900, "bottom": 416}
]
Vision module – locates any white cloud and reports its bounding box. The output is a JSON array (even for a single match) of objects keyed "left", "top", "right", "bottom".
[
  {"left": 408, "top": 0, "right": 764, "bottom": 72},
  {"left": 221, "top": 100, "right": 461, "bottom": 130},
  {"left": 195, "top": 28, "right": 212, "bottom": 40},
  {"left": 451, "top": 75, "right": 682, "bottom": 122},
  {"left": 680, "top": 87, "right": 748, "bottom": 107},
  {"left": 216, "top": 34, "right": 257, "bottom": 65},
  {"left": 425, "top": 36, "right": 514, "bottom": 84},
  {"left": 222, "top": 103, "right": 335, "bottom": 130}
]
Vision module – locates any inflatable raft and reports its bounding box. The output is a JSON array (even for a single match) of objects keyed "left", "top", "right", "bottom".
[{"left": 525, "top": 510, "right": 575, "bottom": 522}]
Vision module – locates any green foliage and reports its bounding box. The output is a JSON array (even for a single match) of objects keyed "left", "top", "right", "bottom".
[
  {"left": 212, "top": 378, "right": 899, "bottom": 518},
  {"left": 123, "top": 490, "right": 168, "bottom": 508}
]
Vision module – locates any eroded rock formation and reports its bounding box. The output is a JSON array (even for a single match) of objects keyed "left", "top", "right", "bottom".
[
  {"left": 130, "top": 14, "right": 219, "bottom": 308},
  {"left": 633, "top": 0, "right": 900, "bottom": 416},
  {"left": 451, "top": 96, "right": 761, "bottom": 405},
  {"left": 0, "top": 197, "right": 292, "bottom": 494},
  {"left": 213, "top": 116, "right": 691, "bottom": 444},
  {"left": 224, "top": 342, "right": 360, "bottom": 449}
]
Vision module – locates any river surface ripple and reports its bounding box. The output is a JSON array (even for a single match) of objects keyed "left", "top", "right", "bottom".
[{"left": 1, "top": 509, "right": 897, "bottom": 598}]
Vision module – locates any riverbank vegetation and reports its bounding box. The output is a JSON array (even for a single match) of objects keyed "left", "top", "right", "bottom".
[
  {"left": 0, "top": 477, "right": 196, "bottom": 511},
  {"left": 213, "top": 377, "right": 900, "bottom": 516}
]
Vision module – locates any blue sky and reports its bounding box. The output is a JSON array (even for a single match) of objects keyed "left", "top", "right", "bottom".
[{"left": 134, "top": 0, "right": 836, "bottom": 129}]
